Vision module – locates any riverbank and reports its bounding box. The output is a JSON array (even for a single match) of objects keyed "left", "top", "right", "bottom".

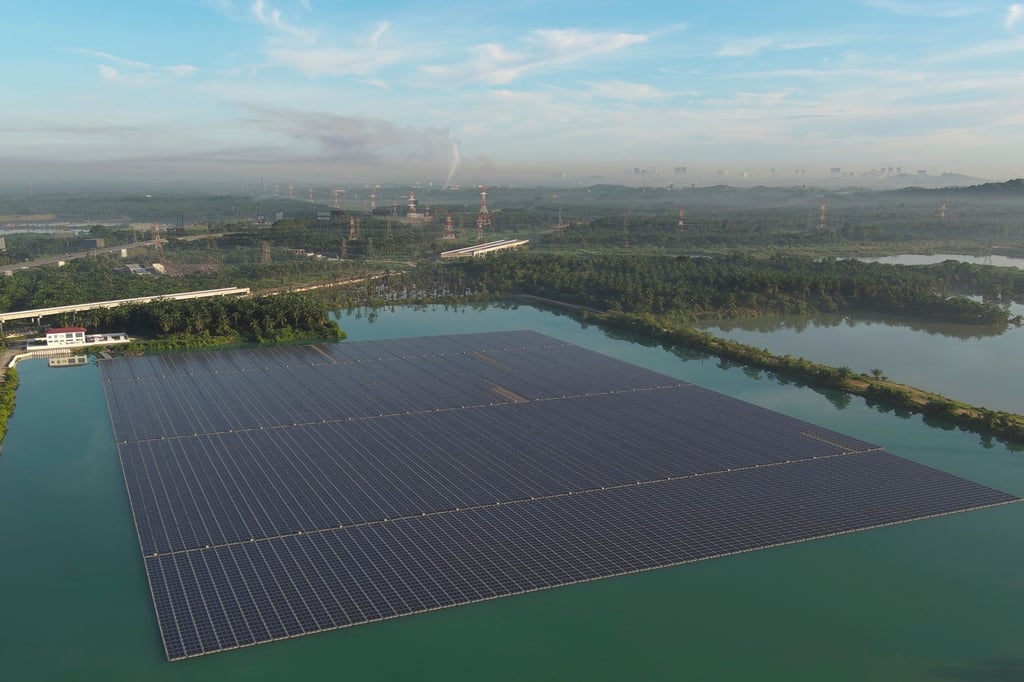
[
  {"left": 595, "top": 310, "right": 1024, "bottom": 449},
  {"left": 512, "top": 294, "right": 1024, "bottom": 449}
]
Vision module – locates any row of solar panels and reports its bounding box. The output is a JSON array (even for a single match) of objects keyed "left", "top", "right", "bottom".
[
  {"left": 102, "top": 336, "right": 686, "bottom": 443},
  {"left": 145, "top": 450, "right": 1015, "bottom": 660},
  {"left": 98, "top": 332, "right": 1018, "bottom": 661},
  {"left": 117, "top": 386, "right": 872, "bottom": 556}
]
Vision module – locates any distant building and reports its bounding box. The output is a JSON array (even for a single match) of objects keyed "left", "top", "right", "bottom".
[
  {"left": 25, "top": 327, "right": 130, "bottom": 351},
  {"left": 41, "top": 327, "right": 86, "bottom": 347},
  {"left": 80, "top": 238, "right": 105, "bottom": 249}
]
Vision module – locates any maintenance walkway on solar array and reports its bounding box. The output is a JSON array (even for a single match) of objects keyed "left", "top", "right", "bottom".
[{"left": 98, "top": 330, "right": 1019, "bottom": 661}]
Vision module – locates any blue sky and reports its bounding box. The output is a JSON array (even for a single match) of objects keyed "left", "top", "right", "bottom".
[{"left": 2, "top": 0, "right": 1022, "bottom": 186}]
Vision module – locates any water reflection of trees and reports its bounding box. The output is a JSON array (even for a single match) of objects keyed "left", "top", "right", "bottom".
[{"left": 706, "top": 312, "right": 1008, "bottom": 341}]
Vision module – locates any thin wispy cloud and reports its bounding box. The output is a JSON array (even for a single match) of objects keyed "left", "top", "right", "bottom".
[
  {"left": 715, "top": 36, "right": 841, "bottom": 58},
  {"left": 80, "top": 49, "right": 199, "bottom": 87},
  {"left": 1007, "top": 3, "right": 1024, "bottom": 29},
  {"left": 250, "top": 0, "right": 317, "bottom": 42},
  {"left": 716, "top": 37, "right": 776, "bottom": 57},
  {"left": 862, "top": 0, "right": 981, "bottom": 18},
  {"left": 580, "top": 81, "right": 669, "bottom": 101},
  {"left": 75, "top": 49, "right": 153, "bottom": 69},
  {"left": 367, "top": 21, "right": 390, "bottom": 48},
  {"left": 266, "top": 46, "right": 401, "bottom": 77},
  {"left": 423, "top": 28, "right": 648, "bottom": 85}
]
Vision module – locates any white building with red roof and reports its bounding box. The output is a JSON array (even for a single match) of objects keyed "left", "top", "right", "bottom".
[{"left": 41, "top": 327, "right": 87, "bottom": 347}]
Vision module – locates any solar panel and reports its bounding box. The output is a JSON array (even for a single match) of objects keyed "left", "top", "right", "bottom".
[{"left": 98, "top": 331, "right": 1019, "bottom": 660}]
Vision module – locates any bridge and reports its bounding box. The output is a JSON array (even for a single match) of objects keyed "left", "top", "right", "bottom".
[{"left": 0, "top": 287, "right": 251, "bottom": 333}]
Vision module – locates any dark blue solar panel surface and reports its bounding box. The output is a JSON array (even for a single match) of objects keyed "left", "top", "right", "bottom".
[{"left": 98, "top": 331, "right": 1019, "bottom": 661}]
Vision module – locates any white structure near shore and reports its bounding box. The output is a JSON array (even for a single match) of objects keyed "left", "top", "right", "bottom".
[
  {"left": 8, "top": 327, "right": 131, "bottom": 368},
  {"left": 26, "top": 327, "right": 130, "bottom": 351}
]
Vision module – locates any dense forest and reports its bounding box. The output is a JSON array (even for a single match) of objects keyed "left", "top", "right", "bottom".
[
  {"left": 0, "top": 253, "right": 371, "bottom": 314},
  {"left": 87, "top": 293, "right": 344, "bottom": 347},
  {"left": 359, "top": 253, "right": 1021, "bottom": 326}
]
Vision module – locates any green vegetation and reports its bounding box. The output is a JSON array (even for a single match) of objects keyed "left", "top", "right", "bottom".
[
  {"left": 384, "top": 253, "right": 1020, "bottom": 325},
  {"left": 0, "top": 368, "right": 18, "bottom": 444},
  {"left": 96, "top": 293, "right": 345, "bottom": 349}
]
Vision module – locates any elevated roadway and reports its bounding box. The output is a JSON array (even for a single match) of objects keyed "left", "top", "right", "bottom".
[{"left": 0, "top": 287, "right": 250, "bottom": 332}]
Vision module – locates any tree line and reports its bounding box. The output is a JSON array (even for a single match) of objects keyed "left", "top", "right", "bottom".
[{"left": 429, "top": 253, "right": 1017, "bottom": 325}]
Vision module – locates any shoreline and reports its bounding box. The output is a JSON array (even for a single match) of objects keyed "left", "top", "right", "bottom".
[{"left": 510, "top": 293, "right": 1024, "bottom": 448}]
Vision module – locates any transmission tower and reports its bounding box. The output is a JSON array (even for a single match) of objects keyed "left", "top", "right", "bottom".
[
  {"left": 307, "top": 187, "right": 314, "bottom": 202},
  {"left": 407, "top": 191, "right": 420, "bottom": 220},
  {"left": 442, "top": 215, "right": 456, "bottom": 240},
  {"left": 819, "top": 202, "right": 828, "bottom": 231},
  {"left": 678, "top": 208, "right": 685, "bottom": 231},
  {"left": 152, "top": 223, "right": 163, "bottom": 252},
  {"left": 288, "top": 183, "right": 294, "bottom": 198},
  {"left": 476, "top": 186, "right": 492, "bottom": 242},
  {"left": 333, "top": 189, "right": 342, "bottom": 209},
  {"left": 940, "top": 201, "right": 947, "bottom": 221},
  {"left": 556, "top": 207, "right": 568, "bottom": 235},
  {"left": 349, "top": 217, "right": 358, "bottom": 241}
]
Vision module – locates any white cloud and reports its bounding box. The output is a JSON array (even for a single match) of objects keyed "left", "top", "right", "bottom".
[
  {"left": 582, "top": 80, "right": 668, "bottom": 101},
  {"left": 97, "top": 65, "right": 158, "bottom": 87},
  {"left": 85, "top": 51, "right": 199, "bottom": 87},
  {"left": 715, "top": 35, "right": 842, "bottom": 58},
  {"left": 98, "top": 65, "right": 122, "bottom": 82},
  {"left": 862, "top": 0, "right": 980, "bottom": 17},
  {"left": 367, "top": 21, "right": 390, "bottom": 48},
  {"left": 716, "top": 37, "right": 776, "bottom": 57},
  {"left": 423, "top": 28, "right": 648, "bottom": 86},
  {"left": 528, "top": 28, "right": 646, "bottom": 54},
  {"left": 266, "top": 46, "right": 401, "bottom": 77},
  {"left": 76, "top": 49, "right": 152, "bottom": 69},
  {"left": 165, "top": 65, "right": 200, "bottom": 78},
  {"left": 1007, "top": 4, "right": 1024, "bottom": 29},
  {"left": 250, "top": 0, "right": 317, "bottom": 42}
]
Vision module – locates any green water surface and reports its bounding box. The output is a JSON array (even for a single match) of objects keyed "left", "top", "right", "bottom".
[{"left": 2, "top": 303, "right": 1023, "bottom": 681}]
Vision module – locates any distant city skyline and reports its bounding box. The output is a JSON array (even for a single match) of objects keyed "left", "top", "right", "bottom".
[{"left": 2, "top": 0, "right": 1023, "bottom": 188}]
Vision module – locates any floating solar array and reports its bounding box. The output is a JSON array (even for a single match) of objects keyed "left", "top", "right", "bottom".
[{"left": 98, "top": 330, "right": 1019, "bottom": 660}]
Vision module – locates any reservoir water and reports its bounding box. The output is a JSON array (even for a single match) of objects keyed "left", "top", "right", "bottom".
[
  {"left": 2, "top": 302, "right": 1023, "bottom": 681},
  {"left": 702, "top": 301, "right": 1024, "bottom": 414},
  {"left": 855, "top": 253, "right": 1024, "bottom": 269}
]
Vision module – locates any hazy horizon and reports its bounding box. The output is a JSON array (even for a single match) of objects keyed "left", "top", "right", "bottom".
[{"left": 4, "top": 1, "right": 1023, "bottom": 189}]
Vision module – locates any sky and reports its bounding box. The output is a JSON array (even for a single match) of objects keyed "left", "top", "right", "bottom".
[{"left": 2, "top": 0, "right": 1023, "bottom": 188}]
